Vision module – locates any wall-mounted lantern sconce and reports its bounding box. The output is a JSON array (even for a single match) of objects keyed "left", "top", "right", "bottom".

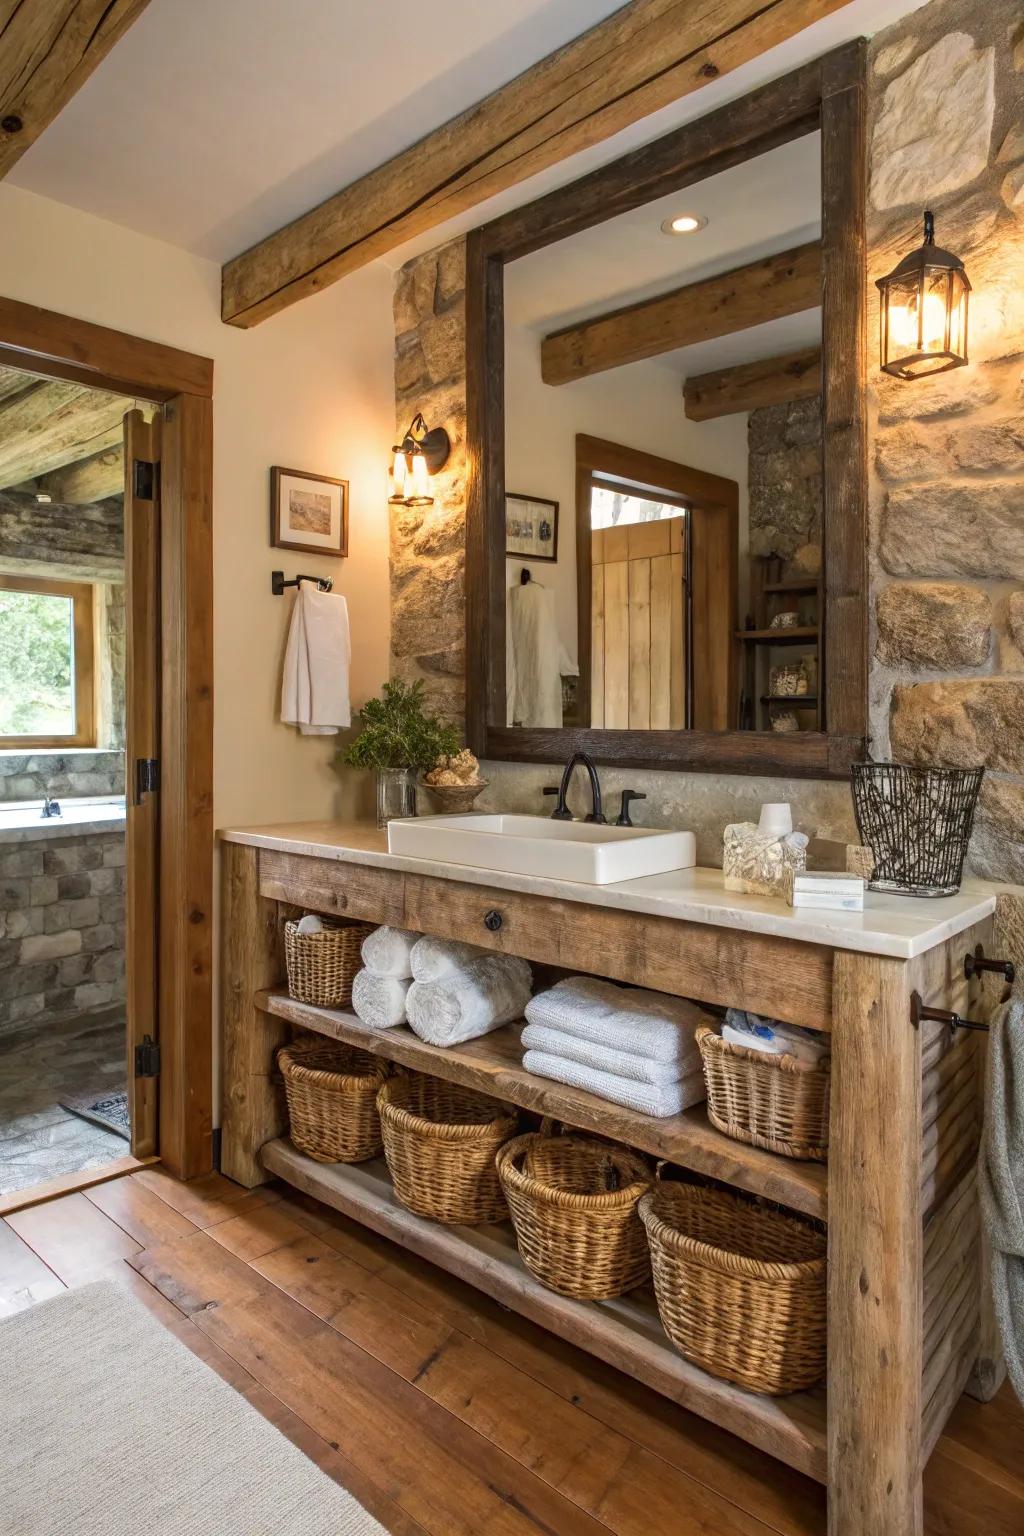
[
  {"left": 876, "top": 211, "right": 971, "bottom": 380},
  {"left": 388, "top": 413, "right": 451, "bottom": 507}
]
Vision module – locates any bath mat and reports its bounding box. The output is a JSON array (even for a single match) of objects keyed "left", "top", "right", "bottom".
[
  {"left": 0, "top": 1280, "right": 387, "bottom": 1536},
  {"left": 59, "top": 1089, "right": 131, "bottom": 1140}
]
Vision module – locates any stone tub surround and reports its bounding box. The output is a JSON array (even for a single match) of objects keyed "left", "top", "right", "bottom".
[
  {"left": 0, "top": 825, "right": 126, "bottom": 1037},
  {"left": 218, "top": 820, "right": 997, "bottom": 960},
  {"left": 0, "top": 750, "right": 125, "bottom": 803}
]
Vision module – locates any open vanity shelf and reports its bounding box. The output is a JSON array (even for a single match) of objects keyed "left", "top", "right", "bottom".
[{"left": 220, "top": 824, "right": 1005, "bottom": 1536}]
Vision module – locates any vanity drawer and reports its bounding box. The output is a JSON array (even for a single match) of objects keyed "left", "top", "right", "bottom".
[
  {"left": 259, "top": 849, "right": 406, "bottom": 926},
  {"left": 401, "top": 873, "right": 833, "bottom": 1028}
]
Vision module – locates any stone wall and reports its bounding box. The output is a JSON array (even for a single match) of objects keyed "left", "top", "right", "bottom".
[
  {"left": 868, "top": 0, "right": 1024, "bottom": 882},
  {"left": 0, "top": 827, "right": 125, "bottom": 1037},
  {"left": 388, "top": 0, "right": 1024, "bottom": 881},
  {"left": 747, "top": 395, "right": 823, "bottom": 573},
  {"left": 0, "top": 751, "right": 124, "bottom": 803}
]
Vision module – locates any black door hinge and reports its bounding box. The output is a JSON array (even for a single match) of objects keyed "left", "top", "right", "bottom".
[
  {"left": 133, "top": 459, "right": 159, "bottom": 500},
  {"left": 135, "top": 757, "right": 159, "bottom": 803},
  {"left": 134, "top": 1034, "right": 160, "bottom": 1078}
]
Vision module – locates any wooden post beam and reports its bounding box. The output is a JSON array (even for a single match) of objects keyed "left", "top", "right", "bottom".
[
  {"left": 683, "top": 345, "right": 821, "bottom": 420},
  {"left": 221, "top": 0, "right": 854, "bottom": 328},
  {"left": 542, "top": 242, "right": 821, "bottom": 386},
  {"left": 0, "top": 1, "right": 150, "bottom": 178}
]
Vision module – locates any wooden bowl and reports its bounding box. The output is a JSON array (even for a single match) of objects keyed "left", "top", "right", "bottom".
[{"left": 420, "top": 778, "right": 488, "bottom": 813}]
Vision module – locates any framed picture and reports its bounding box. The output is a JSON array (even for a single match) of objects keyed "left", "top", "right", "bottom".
[
  {"left": 505, "top": 492, "right": 559, "bottom": 562},
  {"left": 270, "top": 466, "right": 348, "bottom": 558}
]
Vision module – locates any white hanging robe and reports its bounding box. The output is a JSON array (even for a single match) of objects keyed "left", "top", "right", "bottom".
[{"left": 506, "top": 581, "right": 578, "bottom": 727}]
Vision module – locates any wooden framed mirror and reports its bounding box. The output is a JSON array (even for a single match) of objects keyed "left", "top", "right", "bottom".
[{"left": 465, "top": 41, "right": 867, "bottom": 780}]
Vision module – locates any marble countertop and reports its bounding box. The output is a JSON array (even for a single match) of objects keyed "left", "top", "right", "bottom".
[{"left": 217, "top": 819, "right": 1001, "bottom": 960}]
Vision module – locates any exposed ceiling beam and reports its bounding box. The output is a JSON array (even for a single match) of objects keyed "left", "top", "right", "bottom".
[
  {"left": 541, "top": 241, "right": 821, "bottom": 386},
  {"left": 0, "top": 379, "right": 139, "bottom": 488},
  {"left": 221, "top": 0, "right": 852, "bottom": 328},
  {"left": 683, "top": 345, "right": 822, "bottom": 420},
  {"left": 17, "top": 445, "right": 125, "bottom": 504},
  {"left": 0, "top": 1, "right": 151, "bottom": 179}
]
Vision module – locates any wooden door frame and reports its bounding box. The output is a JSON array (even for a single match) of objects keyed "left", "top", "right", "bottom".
[
  {"left": 0, "top": 296, "right": 214, "bottom": 1180},
  {"left": 465, "top": 41, "right": 868, "bottom": 781}
]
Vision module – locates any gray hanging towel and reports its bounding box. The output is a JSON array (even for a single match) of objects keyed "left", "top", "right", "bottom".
[{"left": 980, "top": 993, "right": 1024, "bottom": 1405}]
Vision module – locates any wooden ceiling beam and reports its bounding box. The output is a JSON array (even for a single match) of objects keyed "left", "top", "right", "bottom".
[
  {"left": 683, "top": 345, "right": 822, "bottom": 420},
  {"left": 17, "top": 445, "right": 125, "bottom": 503},
  {"left": 542, "top": 242, "right": 821, "bottom": 386},
  {"left": 221, "top": 0, "right": 852, "bottom": 328},
  {"left": 0, "top": 1, "right": 151, "bottom": 179},
  {"left": 0, "top": 379, "right": 139, "bottom": 488}
]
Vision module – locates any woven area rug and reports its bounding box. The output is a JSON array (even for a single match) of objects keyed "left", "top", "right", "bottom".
[
  {"left": 59, "top": 1089, "right": 131, "bottom": 1140},
  {"left": 0, "top": 1280, "right": 387, "bottom": 1536}
]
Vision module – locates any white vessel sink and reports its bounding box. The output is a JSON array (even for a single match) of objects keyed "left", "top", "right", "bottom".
[{"left": 387, "top": 813, "right": 695, "bottom": 886}]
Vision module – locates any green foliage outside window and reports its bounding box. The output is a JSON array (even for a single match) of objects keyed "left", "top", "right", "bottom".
[{"left": 0, "top": 588, "right": 75, "bottom": 737}]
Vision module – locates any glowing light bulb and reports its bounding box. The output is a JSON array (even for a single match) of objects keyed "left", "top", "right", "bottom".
[
  {"left": 661, "top": 214, "right": 708, "bottom": 235},
  {"left": 388, "top": 449, "right": 408, "bottom": 504},
  {"left": 406, "top": 449, "right": 433, "bottom": 506}
]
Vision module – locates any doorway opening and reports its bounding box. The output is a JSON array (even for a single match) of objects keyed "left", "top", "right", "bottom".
[{"left": 0, "top": 365, "right": 155, "bottom": 1197}]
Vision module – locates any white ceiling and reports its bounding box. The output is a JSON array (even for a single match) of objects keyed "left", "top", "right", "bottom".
[{"left": 8, "top": 0, "right": 931, "bottom": 272}]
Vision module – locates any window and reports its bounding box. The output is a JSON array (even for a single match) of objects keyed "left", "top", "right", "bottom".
[{"left": 0, "top": 576, "right": 95, "bottom": 749}]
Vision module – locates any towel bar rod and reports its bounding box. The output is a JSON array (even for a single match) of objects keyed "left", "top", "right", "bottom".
[
  {"left": 271, "top": 570, "right": 333, "bottom": 595},
  {"left": 911, "top": 990, "right": 990, "bottom": 1035},
  {"left": 964, "top": 945, "right": 1016, "bottom": 984}
]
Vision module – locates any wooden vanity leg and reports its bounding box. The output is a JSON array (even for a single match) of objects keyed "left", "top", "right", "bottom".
[
  {"left": 220, "top": 842, "right": 288, "bottom": 1186},
  {"left": 827, "top": 952, "right": 923, "bottom": 1536}
]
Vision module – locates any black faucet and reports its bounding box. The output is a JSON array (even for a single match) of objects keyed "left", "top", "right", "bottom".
[
  {"left": 40, "top": 793, "right": 61, "bottom": 819},
  {"left": 616, "top": 790, "right": 646, "bottom": 827},
  {"left": 543, "top": 752, "right": 605, "bottom": 824}
]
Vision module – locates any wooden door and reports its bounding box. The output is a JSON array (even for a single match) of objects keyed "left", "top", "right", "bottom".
[
  {"left": 590, "top": 517, "right": 686, "bottom": 729},
  {"left": 690, "top": 501, "right": 738, "bottom": 732},
  {"left": 124, "top": 408, "right": 161, "bottom": 1158}
]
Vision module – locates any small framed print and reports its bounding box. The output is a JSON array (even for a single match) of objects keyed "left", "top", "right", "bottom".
[
  {"left": 270, "top": 466, "right": 348, "bottom": 558},
  {"left": 505, "top": 492, "right": 559, "bottom": 562}
]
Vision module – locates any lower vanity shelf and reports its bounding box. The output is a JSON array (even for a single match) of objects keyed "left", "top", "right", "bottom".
[{"left": 260, "top": 1135, "right": 828, "bottom": 1483}]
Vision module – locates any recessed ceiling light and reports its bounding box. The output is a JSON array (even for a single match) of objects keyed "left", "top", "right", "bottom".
[
  {"left": 35, "top": 492, "right": 51, "bottom": 503},
  {"left": 661, "top": 214, "right": 708, "bottom": 235}
]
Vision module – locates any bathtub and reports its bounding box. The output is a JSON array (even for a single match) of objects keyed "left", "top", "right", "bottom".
[{"left": 0, "top": 797, "right": 126, "bottom": 844}]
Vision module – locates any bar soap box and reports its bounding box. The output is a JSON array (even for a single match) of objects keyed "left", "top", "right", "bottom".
[{"left": 787, "top": 870, "right": 866, "bottom": 911}]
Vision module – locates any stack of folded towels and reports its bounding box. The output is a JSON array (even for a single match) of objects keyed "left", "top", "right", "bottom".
[
  {"left": 522, "top": 976, "right": 708, "bottom": 1118},
  {"left": 351, "top": 927, "right": 532, "bottom": 1047}
]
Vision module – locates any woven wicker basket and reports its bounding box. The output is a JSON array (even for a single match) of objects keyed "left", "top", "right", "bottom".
[
  {"left": 697, "top": 1024, "right": 830, "bottom": 1162},
  {"left": 496, "top": 1131, "right": 653, "bottom": 1300},
  {"left": 639, "top": 1181, "right": 826, "bottom": 1395},
  {"left": 284, "top": 917, "right": 374, "bottom": 1009},
  {"left": 377, "top": 1073, "right": 517, "bottom": 1224},
  {"left": 279, "top": 1037, "right": 387, "bottom": 1163}
]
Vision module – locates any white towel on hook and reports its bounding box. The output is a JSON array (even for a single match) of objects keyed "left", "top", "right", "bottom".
[{"left": 280, "top": 580, "right": 351, "bottom": 735}]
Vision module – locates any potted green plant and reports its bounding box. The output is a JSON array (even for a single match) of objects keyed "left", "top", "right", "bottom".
[{"left": 342, "top": 679, "right": 459, "bottom": 826}]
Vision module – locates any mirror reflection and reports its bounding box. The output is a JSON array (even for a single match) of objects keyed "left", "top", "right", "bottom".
[{"left": 503, "top": 134, "right": 823, "bottom": 737}]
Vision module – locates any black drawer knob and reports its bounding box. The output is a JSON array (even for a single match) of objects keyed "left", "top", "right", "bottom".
[{"left": 484, "top": 909, "right": 503, "bottom": 932}]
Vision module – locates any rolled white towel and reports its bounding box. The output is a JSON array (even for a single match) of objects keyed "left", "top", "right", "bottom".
[
  {"left": 361, "top": 925, "right": 419, "bottom": 979},
  {"left": 351, "top": 968, "right": 411, "bottom": 1029},
  {"left": 410, "top": 934, "right": 494, "bottom": 982},
  {"left": 522, "top": 1049, "right": 704, "bottom": 1118},
  {"left": 524, "top": 976, "right": 704, "bottom": 1069},
  {"left": 520, "top": 1022, "right": 685, "bottom": 1086},
  {"left": 406, "top": 953, "right": 532, "bottom": 1047}
]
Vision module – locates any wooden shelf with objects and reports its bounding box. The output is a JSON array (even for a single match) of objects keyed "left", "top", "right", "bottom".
[
  {"left": 219, "top": 828, "right": 1007, "bottom": 1536},
  {"left": 739, "top": 555, "right": 822, "bottom": 732}
]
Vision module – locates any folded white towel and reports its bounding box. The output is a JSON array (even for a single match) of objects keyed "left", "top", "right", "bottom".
[
  {"left": 351, "top": 969, "right": 410, "bottom": 1029},
  {"left": 280, "top": 581, "right": 351, "bottom": 735},
  {"left": 520, "top": 1022, "right": 685, "bottom": 1086},
  {"left": 410, "top": 934, "right": 493, "bottom": 982},
  {"left": 406, "top": 954, "right": 532, "bottom": 1047},
  {"left": 361, "top": 926, "right": 419, "bottom": 979},
  {"left": 522, "top": 1049, "right": 704, "bottom": 1118},
  {"left": 524, "top": 977, "right": 704, "bottom": 1069}
]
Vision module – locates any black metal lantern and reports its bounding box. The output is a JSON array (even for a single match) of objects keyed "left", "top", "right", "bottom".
[
  {"left": 875, "top": 211, "right": 970, "bottom": 380},
  {"left": 388, "top": 413, "right": 451, "bottom": 507}
]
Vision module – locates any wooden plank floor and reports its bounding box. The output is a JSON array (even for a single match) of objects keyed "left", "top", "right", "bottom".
[{"left": 2, "top": 1167, "right": 1023, "bottom": 1536}]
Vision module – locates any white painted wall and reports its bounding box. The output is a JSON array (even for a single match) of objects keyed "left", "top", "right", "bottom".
[
  {"left": 0, "top": 184, "right": 395, "bottom": 832},
  {"left": 504, "top": 320, "right": 749, "bottom": 663}
]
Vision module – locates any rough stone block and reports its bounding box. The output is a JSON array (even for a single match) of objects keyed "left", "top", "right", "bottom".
[
  {"left": 57, "top": 873, "right": 91, "bottom": 900},
  {"left": 874, "top": 367, "right": 998, "bottom": 425},
  {"left": 57, "top": 954, "right": 92, "bottom": 987},
  {"left": 0, "top": 847, "right": 43, "bottom": 878},
  {"left": 890, "top": 679, "right": 1024, "bottom": 771},
  {"left": 42, "top": 905, "right": 72, "bottom": 935},
  {"left": 1008, "top": 591, "right": 1024, "bottom": 653},
  {"left": 74, "top": 981, "right": 115, "bottom": 1010},
  {"left": 88, "top": 866, "right": 122, "bottom": 896},
  {"left": 948, "top": 417, "right": 1024, "bottom": 472},
  {"left": 881, "top": 483, "right": 1024, "bottom": 578},
  {"left": 28, "top": 877, "right": 59, "bottom": 906},
  {"left": 871, "top": 34, "right": 995, "bottom": 210},
  {"left": 82, "top": 923, "right": 117, "bottom": 954},
  {"left": 20, "top": 929, "right": 82, "bottom": 964},
  {"left": 875, "top": 583, "right": 991, "bottom": 668},
  {"left": 68, "top": 897, "right": 101, "bottom": 928},
  {"left": 875, "top": 425, "right": 946, "bottom": 482},
  {"left": 3, "top": 909, "right": 42, "bottom": 941},
  {"left": 92, "top": 950, "right": 125, "bottom": 984},
  {"left": 418, "top": 310, "right": 465, "bottom": 386}
]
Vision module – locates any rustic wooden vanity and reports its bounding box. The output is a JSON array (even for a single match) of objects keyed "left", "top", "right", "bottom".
[{"left": 219, "top": 821, "right": 1007, "bottom": 1536}]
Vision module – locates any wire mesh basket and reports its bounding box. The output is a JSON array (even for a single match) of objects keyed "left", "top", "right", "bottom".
[{"left": 851, "top": 762, "right": 983, "bottom": 897}]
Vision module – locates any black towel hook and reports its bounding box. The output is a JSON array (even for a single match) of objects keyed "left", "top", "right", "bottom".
[{"left": 271, "top": 570, "right": 333, "bottom": 595}]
